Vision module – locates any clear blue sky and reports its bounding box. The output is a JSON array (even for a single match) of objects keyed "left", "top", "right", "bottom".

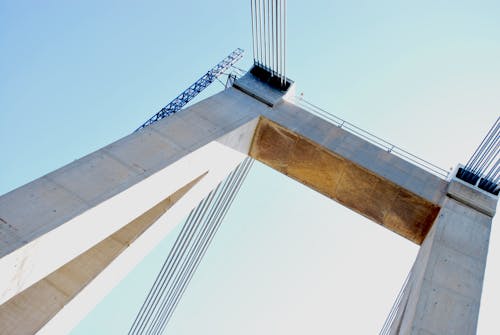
[{"left": 1, "top": 1, "right": 499, "bottom": 334}]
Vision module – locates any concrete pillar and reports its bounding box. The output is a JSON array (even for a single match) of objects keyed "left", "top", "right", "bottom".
[
  {"left": 0, "top": 87, "right": 265, "bottom": 334},
  {"left": 390, "top": 178, "right": 497, "bottom": 334}
]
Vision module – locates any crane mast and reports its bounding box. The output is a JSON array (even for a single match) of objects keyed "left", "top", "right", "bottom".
[{"left": 136, "top": 48, "right": 244, "bottom": 131}]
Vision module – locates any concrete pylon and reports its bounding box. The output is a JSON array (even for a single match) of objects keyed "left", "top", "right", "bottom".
[
  {"left": 0, "top": 71, "right": 497, "bottom": 334},
  {"left": 387, "top": 178, "right": 496, "bottom": 334}
]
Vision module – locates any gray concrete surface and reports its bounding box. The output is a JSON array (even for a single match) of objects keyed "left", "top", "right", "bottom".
[
  {"left": 447, "top": 178, "right": 497, "bottom": 217},
  {"left": 0, "top": 87, "right": 266, "bottom": 333},
  {"left": 388, "top": 175, "right": 497, "bottom": 334}
]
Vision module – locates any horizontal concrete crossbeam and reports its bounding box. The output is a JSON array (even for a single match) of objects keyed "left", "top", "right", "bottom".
[{"left": 251, "top": 104, "right": 448, "bottom": 244}]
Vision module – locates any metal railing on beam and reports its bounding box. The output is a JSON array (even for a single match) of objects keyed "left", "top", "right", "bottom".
[{"left": 290, "top": 96, "right": 450, "bottom": 180}]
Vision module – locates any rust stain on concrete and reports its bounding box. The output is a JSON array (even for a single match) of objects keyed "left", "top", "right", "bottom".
[{"left": 250, "top": 117, "right": 440, "bottom": 244}]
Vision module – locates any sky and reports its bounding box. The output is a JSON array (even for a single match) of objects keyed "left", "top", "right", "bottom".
[{"left": 0, "top": 0, "right": 499, "bottom": 334}]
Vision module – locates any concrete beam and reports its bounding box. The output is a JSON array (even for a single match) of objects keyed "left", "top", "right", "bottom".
[
  {"left": 249, "top": 101, "right": 448, "bottom": 244},
  {"left": 233, "top": 73, "right": 498, "bottom": 333}
]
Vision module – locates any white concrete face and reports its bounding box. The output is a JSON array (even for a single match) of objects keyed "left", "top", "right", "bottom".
[
  {"left": 36, "top": 149, "right": 246, "bottom": 335},
  {"left": 0, "top": 87, "right": 265, "bottom": 330},
  {"left": 0, "top": 141, "right": 245, "bottom": 306}
]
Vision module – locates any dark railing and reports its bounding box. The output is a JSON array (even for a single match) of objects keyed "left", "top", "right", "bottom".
[{"left": 291, "top": 97, "right": 450, "bottom": 179}]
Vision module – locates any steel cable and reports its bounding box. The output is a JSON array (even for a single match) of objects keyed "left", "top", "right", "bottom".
[
  {"left": 486, "top": 159, "right": 499, "bottom": 181},
  {"left": 250, "top": 0, "right": 256, "bottom": 61},
  {"left": 465, "top": 117, "right": 499, "bottom": 176},
  {"left": 128, "top": 205, "right": 200, "bottom": 335},
  {"left": 275, "top": 0, "right": 279, "bottom": 79},
  {"left": 152, "top": 158, "right": 253, "bottom": 335},
  {"left": 283, "top": 0, "right": 286, "bottom": 81},
  {"left": 138, "top": 184, "right": 225, "bottom": 335},
  {"left": 493, "top": 164, "right": 500, "bottom": 184},
  {"left": 158, "top": 158, "right": 254, "bottom": 333},
  {"left": 251, "top": 0, "right": 286, "bottom": 82},
  {"left": 262, "top": 0, "right": 268, "bottom": 68},
  {"left": 129, "top": 188, "right": 218, "bottom": 335},
  {"left": 271, "top": 0, "right": 275, "bottom": 73},
  {"left": 130, "top": 184, "right": 218, "bottom": 334},
  {"left": 458, "top": 117, "right": 499, "bottom": 194},
  {"left": 477, "top": 143, "right": 498, "bottom": 174},
  {"left": 379, "top": 266, "right": 414, "bottom": 335},
  {"left": 257, "top": 0, "right": 262, "bottom": 65},
  {"left": 153, "top": 158, "right": 253, "bottom": 334},
  {"left": 469, "top": 124, "right": 499, "bottom": 173},
  {"left": 267, "top": 0, "right": 271, "bottom": 69},
  {"left": 129, "top": 158, "right": 254, "bottom": 335},
  {"left": 464, "top": 120, "right": 499, "bottom": 171},
  {"left": 146, "top": 167, "right": 239, "bottom": 334},
  {"left": 278, "top": 0, "right": 282, "bottom": 82}
]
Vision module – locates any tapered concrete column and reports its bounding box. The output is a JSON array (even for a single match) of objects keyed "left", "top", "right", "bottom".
[
  {"left": 0, "top": 87, "right": 265, "bottom": 334},
  {"left": 390, "top": 178, "right": 497, "bottom": 334}
]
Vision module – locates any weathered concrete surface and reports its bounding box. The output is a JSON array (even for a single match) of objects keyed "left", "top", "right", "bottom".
[
  {"left": 393, "top": 200, "right": 492, "bottom": 334},
  {"left": 385, "top": 174, "right": 498, "bottom": 334},
  {"left": 0, "top": 176, "right": 201, "bottom": 335},
  {"left": 0, "top": 87, "right": 266, "bottom": 308},
  {"left": 250, "top": 104, "right": 448, "bottom": 244}
]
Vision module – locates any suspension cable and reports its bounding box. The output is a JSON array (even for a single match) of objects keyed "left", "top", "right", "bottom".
[
  {"left": 458, "top": 116, "right": 499, "bottom": 194},
  {"left": 250, "top": 0, "right": 287, "bottom": 85},
  {"left": 152, "top": 158, "right": 254, "bottom": 335},
  {"left": 128, "top": 158, "right": 254, "bottom": 335}
]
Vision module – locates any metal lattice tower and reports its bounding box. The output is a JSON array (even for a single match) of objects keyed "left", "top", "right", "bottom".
[{"left": 136, "top": 48, "right": 244, "bottom": 131}]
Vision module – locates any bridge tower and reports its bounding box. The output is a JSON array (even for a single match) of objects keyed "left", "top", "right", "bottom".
[
  {"left": 1, "top": 1, "right": 499, "bottom": 333},
  {"left": 0, "top": 65, "right": 498, "bottom": 334}
]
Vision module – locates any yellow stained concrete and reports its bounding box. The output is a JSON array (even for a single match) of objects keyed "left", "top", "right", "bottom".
[{"left": 250, "top": 118, "right": 440, "bottom": 244}]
